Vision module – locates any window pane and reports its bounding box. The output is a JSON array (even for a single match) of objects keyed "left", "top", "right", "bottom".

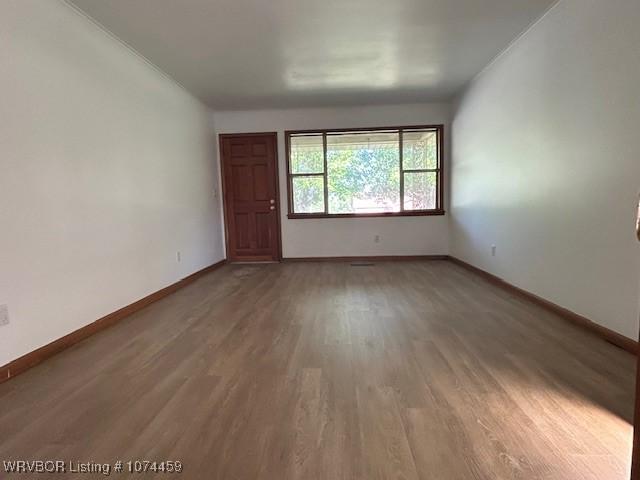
[
  {"left": 290, "top": 135, "right": 324, "bottom": 174},
  {"left": 292, "top": 176, "right": 325, "bottom": 213},
  {"left": 403, "top": 130, "right": 438, "bottom": 170},
  {"left": 326, "top": 131, "right": 400, "bottom": 214},
  {"left": 404, "top": 172, "right": 437, "bottom": 210}
]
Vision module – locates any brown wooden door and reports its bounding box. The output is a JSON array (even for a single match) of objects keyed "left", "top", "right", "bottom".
[{"left": 220, "top": 133, "right": 281, "bottom": 262}]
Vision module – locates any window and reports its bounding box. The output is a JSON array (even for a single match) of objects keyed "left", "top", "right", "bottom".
[{"left": 286, "top": 125, "right": 444, "bottom": 218}]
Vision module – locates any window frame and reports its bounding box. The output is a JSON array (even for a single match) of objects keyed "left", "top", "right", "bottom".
[{"left": 285, "top": 124, "right": 445, "bottom": 219}]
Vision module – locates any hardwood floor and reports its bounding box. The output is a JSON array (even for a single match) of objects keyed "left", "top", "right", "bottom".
[{"left": 0, "top": 260, "right": 635, "bottom": 479}]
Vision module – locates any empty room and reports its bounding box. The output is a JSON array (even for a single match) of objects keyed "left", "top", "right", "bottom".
[{"left": 2, "top": 0, "right": 640, "bottom": 478}]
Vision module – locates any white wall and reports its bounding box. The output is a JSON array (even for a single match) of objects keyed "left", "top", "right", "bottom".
[
  {"left": 213, "top": 104, "right": 451, "bottom": 258},
  {"left": 450, "top": 0, "right": 640, "bottom": 339},
  {"left": 0, "top": 0, "right": 224, "bottom": 367}
]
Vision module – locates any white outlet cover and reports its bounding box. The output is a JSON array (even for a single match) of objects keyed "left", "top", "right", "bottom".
[{"left": 0, "top": 305, "right": 9, "bottom": 326}]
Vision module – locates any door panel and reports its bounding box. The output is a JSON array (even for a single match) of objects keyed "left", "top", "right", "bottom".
[
  {"left": 234, "top": 213, "right": 250, "bottom": 249},
  {"left": 221, "top": 133, "right": 281, "bottom": 262},
  {"left": 255, "top": 212, "right": 272, "bottom": 249},
  {"left": 253, "top": 165, "right": 269, "bottom": 200},
  {"left": 232, "top": 165, "right": 252, "bottom": 202}
]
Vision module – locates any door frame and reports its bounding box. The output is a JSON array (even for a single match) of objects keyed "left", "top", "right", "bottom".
[
  {"left": 218, "top": 132, "right": 283, "bottom": 262},
  {"left": 633, "top": 355, "right": 640, "bottom": 479},
  {"left": 633, "top": 197, "right": 640, "bottom": 480}
]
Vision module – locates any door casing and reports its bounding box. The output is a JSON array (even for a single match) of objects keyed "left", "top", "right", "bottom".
[{"left": 632, "top": 195, "right": 640, "bottom": 480}]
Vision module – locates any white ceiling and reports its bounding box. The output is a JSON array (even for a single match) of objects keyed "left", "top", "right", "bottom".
[{"left": 68, "top": 0, "right": 557, "bottom": 110}]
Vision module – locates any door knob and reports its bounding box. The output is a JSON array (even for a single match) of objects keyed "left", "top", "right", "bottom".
[
  {"left": 270, "top": 199, "right": 275, "bottom": 204},
  {"left": 270, "top": 206, "right": 275, "bottom": 210}
]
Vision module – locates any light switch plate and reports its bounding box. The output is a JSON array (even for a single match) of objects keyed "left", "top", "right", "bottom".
[{"left": 0, "top": 305, "right": 9, "bottom": 326}]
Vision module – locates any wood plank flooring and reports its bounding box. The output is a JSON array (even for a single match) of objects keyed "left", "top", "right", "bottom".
[{"left": 0, "top": 260, "right": 635, "bottom": 479}]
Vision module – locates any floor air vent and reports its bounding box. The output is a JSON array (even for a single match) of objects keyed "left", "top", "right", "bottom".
[{"left": 350, "top": 262, "right": 375, "bottom": 267}]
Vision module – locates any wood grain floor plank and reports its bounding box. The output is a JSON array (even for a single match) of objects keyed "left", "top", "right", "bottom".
[{"left": 0, "top": 261, "right": 634, "bottom": 479}]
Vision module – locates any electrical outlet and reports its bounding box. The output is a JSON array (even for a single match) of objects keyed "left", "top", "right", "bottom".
[
  {"left": 374, "top": 235, "right": 381, "bottom": 243},
  {"left": 0, "top": 305, "right": 9, "bottom": 326},
  {"left": 491, "top": 245, "right": 497, "bottom": 257},
  {"left": 176, "top": 251, "right": 182, "bottom": 263}
]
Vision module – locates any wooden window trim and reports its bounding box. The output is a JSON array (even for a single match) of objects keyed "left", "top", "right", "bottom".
[{"left": 285, "top": 124, "right": 445, "bottom": 219}]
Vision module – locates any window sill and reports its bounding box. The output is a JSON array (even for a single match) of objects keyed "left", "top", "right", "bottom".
[{"left": 287, "top": 210, "right": 446, "bottom": 219}]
